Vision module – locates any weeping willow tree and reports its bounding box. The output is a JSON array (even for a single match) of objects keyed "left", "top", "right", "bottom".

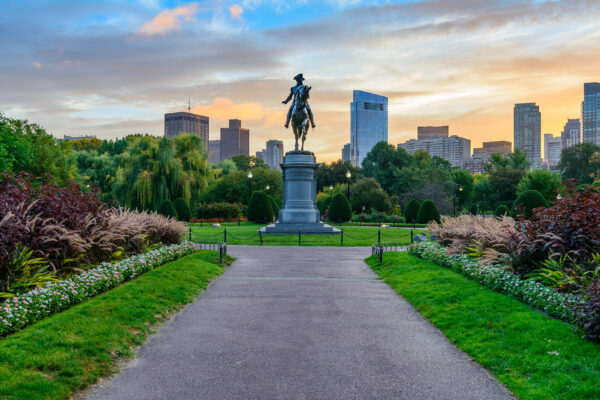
[{"left": 112, "top": 134, "right": 210, "bottom": 211}]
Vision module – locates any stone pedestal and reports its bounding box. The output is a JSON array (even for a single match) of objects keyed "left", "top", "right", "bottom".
[{"left": 260, "top": 150, "right": 340, "bottom": 235}]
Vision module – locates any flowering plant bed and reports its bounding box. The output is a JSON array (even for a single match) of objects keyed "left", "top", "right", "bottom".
[
  {"left": 408, "top": 242, "right": 584, "bottom": 323},
  {"left": 0, "top": 241, "right": 197, "bottom": 336}
]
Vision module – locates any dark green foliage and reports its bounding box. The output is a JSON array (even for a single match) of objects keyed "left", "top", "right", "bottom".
[
  {"left": 494, "top": 204, "right": 510, "bottom": 217},
  {"left": 559, "top": 142, "right": 600, "bottom": 185},
  {"left": 196, "top": 202, "right": 243, "bottom": 219},
  {"left": 201, "top": 168, "right": 282, "bottom": 205},
  {"left": 516, "top": 169, "right": 563, "bottom": 201},
  {"left": 247, "top": 191, "right": 273, "bottom": 223},
  {"left": 404, "top": 200, "right": 420, "bottom": 223},
  {"left": 230, "top": 154, "right": 268, "bottom": 171},
  {"left": 417, "top": 200, "right": 440, "bottom": 224},
  {"left": 512, "top": 190, "right": 548, "bottom": 218},
  {"left": 350, "top": 177, "right": 392, "bottom": 214},
  {"left": 268, "top": 195, "right": 280, "bottom": 218},
  {"left": 158, "top": 199, "right": 178, "bottom": 219},
  {"left": 316, "top": 160, "right": 361, "bottom": 192},
  {"left": 452, "top": 169, "right": 474, "bottom": 210},
  {"left": 328, "top": 193, "right": 352, "bottom": 222},
  {"left": 317, "top": 194, "right": 333, "bottom": 215},
  {"left": 173, "top": 198, "right": 192, "bottom": 221}
]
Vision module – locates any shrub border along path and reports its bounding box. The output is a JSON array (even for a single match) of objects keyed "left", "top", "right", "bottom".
[
  {"left": 367, "top": 252, "right": 600, "bottom": 400},
  {"left": 0, "top": 250, "right": 230, "bottom": 400}
]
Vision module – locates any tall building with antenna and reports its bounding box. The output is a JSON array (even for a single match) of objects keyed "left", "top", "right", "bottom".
[{"left": 164, "top": 98, "right": 209, "bottom": 144}]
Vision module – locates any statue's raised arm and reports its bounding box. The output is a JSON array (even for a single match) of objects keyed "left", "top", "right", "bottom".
[{"left": 284, "top": 73, "right": 316, "bottom": 151}]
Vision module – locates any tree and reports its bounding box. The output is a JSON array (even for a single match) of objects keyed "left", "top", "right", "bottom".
[
  {"left": 516, "top": 169, "right": 563, "bottom": 201},
  {"left": 70, "top": 137, "right": 103, "bottom": 152},
  {"left": 231, "top": 154, "right": 268, "bottom": 171},
  {"left": 158, "top": 199, "right": 178, "bottom": 219},
  {"left": 173, "top": 198, "right": 192, "bottom": 221},
  {"left": 247, "top": 191, "right": 273, "bottom": 223},
  {"left": 489, "top": 167, "right": 525, "bottom": 206},
  {"left": 472, "top": 174, "right": 495, "bottom": 212},
  {"left": 316, "top": 159, "right": 361, "bottom": 192},
  {"left": 416, "top": 200, "right": 440, "bottom": 224},
  {"left": 558, "top": 142, "right": 600, "bottom": 185},
  {"left": 201, "top": 168, "right": 282, "bottom": 205},
  {"left": 452, "top": 169, "right": 474, "bottom": 210},
  {"left": 512, "top": 190, "right": 548, "bottom": 218},
  {"left": 404, "top": 200, "right": 420, "bottom": 223},
  {"left": 328, "top": 193, "right": 352, "bottom": 222},
  {"left": 349, "top": 178, "right": 392, "bottom": 214},
  {"left": 485, "top": 148, "right": 531, "bottom": 173}
]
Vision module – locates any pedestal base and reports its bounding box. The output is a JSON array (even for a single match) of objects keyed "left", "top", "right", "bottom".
[{"left": 260, "top": 222, "right": 340, "bottom": 235}]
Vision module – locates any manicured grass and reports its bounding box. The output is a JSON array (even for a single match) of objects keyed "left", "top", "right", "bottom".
[
  {"left": 0, "top": 251, "right": 231, "bottom": 400},
  {"left": 190, "top": 223, "right": 425, "bottom": 246},
  {"left": 366, "top": 252, "right": 600, "bottom": 400}
]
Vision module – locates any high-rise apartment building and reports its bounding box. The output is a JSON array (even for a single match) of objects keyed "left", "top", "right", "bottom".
[
  {"left": 514, "top": 103, "right": 541, "bottom": 168},
  {"left": 220, "top": 119, "right": 249, "bottom": 161},
  {"left": 417, "top": 126, "right": 449, "bottom": 140},
  {"left": 473, "top": 141, "right": 512, "bottom": 156},
  {"left": 256, "top": 149, "right": 266, "bottom": 163},
  {"left": 398, "top": 135, "right": 471, "bottom": 168},
  {"left": 342, "top": 143, "right": 351, "bottom": 163},
  {"left": 561, "top": 118, "right": 580, "bottom": 148},
  {"left": 266, "top": 140, "right": 284, "bottom": 170},
  {"left": 350, "top": 90, "right": 388, "bottom": 167},
  {"left": 208, "top": 140, "right": 220, "bottom": 164},
  {"left": 582, "top": 83, "right": 600, "bottom": 144},
  {"left": 164, "top": 112, "right": 209, "bottom": 143},
  {"left": 544, "top": 134, "right": 562, "bottom": 168}
]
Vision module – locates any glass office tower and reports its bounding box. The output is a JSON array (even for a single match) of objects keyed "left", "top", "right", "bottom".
[
  {"left": 350, "top": 90, "right": 388, "bottom": 167},
  {"left": 582, "top": 82, "right": 600, "bottom": 144},
  {"left": 514, "top": 103, "right": 541, "bottom": 169}
]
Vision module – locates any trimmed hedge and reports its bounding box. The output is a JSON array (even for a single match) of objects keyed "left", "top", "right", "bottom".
[
  {"left": 328, "top": 193, "right": 352, "bottom": 222},
  {"left": 494, "top": 204, "right": 510, "bottom": 218},
  {"left": 269, "top": 196, "right": 280, "bottom": 218},
  {"left": 405, "top": 200, "right": 420, "bottom": 223},
  {"left": 247, "top": 191, "right": 273, "bottom": 223},
  {"left": 196, "top": 202, "right": 243, "bottom": 219},
  {"left": 158, "top": 199, "right": 178, "bottom": 219},
  {"left": 416, "top": 200, "right": 440, "bottom": 224},
  {"left": 173, "top": 198, "right": 192, "bottom": 221},
  {"left": 512, "top": 189, "right": 548, "bottom": 218}
]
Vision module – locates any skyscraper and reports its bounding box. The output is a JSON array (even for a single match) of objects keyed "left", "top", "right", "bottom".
[
  {"left": 350, "top": 90, "right": 388, "bottom": 167},
  {"left": 417, "top": 126, "right": 448, "bottom": 140},
  {"left": 220, "top": 119, "right": 249, "bottom": 160},
  {"left": 561, "top": 118, "right": 580, "bottom": 148},
  {"left": 164, "top": 112, "right": 209, "bottom": 143},
  {"left": 342, "top": 143, "right": 351, "bottom": 162},
  {"left": 256, "top": 149, "right": 266, "bottom": 163},
  {"left": 514, "top": 103, "right": 541, "bottom": 168},
  {"left": 398, "top": 135, "right": 471, "bottom": 168},
  {"left": 582, "top": 82, "right": 600, "bottom": 144},
  {"left": 266, "top": 140, "right": 284, "bottom": 170},
  {"left": 476, "top": 141, "right": 512, "bottom": 156},
  {"left": 544, "top": 134, "right": 562, "bottom": 168},
  {"left": 208, "top": 140, "right": 220, "bottom": 164}
]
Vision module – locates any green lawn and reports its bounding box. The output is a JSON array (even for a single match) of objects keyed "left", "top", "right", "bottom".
[
  {"left": 190, "top": 223, "right": 424, "bottom": 246},
  {"left": 366, "top": 252, "right": 600, "bottom": 400},
  {"left": 0, "top": 251, "right": 231, "bottom": 400}
]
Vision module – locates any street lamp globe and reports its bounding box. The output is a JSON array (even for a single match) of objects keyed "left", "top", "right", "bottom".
[
  {"left": 247, "top": 171, "right": 253, "bottom": 179},
  {"left": 345, "top": 170, "right": 351, "bottom": 179},
  {"left": 266, "top": 184, "right": 270, "bottom": 191}
]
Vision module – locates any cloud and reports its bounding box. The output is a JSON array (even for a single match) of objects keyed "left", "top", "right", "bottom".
[
  {"left": 135, "top": 3, "right": 199, "bottom": 36},
  {"left": 191, "top": 97, "right": 283, "bottom": 126},
  {"left": 32, "top": 61, "right": 42, "bottom": 68},
  {"left": 228, "top": 4, "right": 244, "bottom": 21}
]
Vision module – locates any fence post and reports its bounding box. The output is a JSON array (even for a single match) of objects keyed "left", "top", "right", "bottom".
[
  {"left": 224, "top": 228, "right": 227, "bottom": 244},
  {"left": 378, "top": 229, "right": 381, "bottom": 245},
  {"left": 298, "top": 231, "right": 301, "bottom": 246},
  {"left": 238, "top": 218, "right": 241, "bottom": 226},
  {"left": 340, "top": 230, "right": 344, "bottom": 246},
  {"left": 200, "top": 218, "right": 203, "bottom": 227},
  {"left": 411, "top": 229, "right": 414, "bottom": 243},
  {"left": 259, "top": 230, "right": 263, "bottom": 245},
  {"left": 219, "top": 245, "right": 223, "bottom": 264},
  {"left": 188, "top": 223, "right": 192, "bottom": 241},
  {"left": 379, "top": 246, "right": 383, "bottom": 263}
]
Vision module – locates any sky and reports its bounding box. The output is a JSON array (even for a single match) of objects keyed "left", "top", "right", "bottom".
[{"left": 1, "top": 0, "right": 600, "bottom": 162}]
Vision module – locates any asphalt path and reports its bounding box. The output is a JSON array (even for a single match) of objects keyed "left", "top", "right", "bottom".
[{"left": 85, "top": 246, "right": 514, "bottom": 400}]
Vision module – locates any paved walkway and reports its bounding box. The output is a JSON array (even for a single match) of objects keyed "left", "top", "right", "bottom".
[{"left": 85, "top": 246, "right": 513, "bottom": 400}]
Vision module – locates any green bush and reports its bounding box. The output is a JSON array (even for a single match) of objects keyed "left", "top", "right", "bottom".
[
  {"left": 512, "top": 190, "right": 548, "bottom": 218},
  {"left": 158, "top": 199, "right": 178, "bottom": 219},
  {"left": 196, "top": 202, "right": 243, "bottom": 219},
  {"left": 247, "top": 191, "right": 273, "bottom": 223},
  {"left": 173, "top": 198, "right": 192, "bottom": 221},
  {"left": 268, "top": 195, "right": 280, "bottom": 218},
  {"left": 317, "top": 194, "right": 333, "bottom": 215},
  {"left": 405, "top": 199, "right": 420, "bottom": 223},
  {"left": 416, "top": 200, "right": 440, "bottom": 224},
  {"left": 494, "top": 204, "right": 510, "bottom": 218},
  {"left": 349, "top": 177, "right": 392, "bottom": 214},
  {"left": 328, "top": 193, "right": 352, "bottom": 222}
]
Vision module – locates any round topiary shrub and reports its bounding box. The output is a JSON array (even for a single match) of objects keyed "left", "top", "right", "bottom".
[
  {"left": 247, "top": 191, "right": 273, "bottom": 223},
  {"left": 494, "top": 204, "right": 510, "bottom": 218},
  {"left": 512, "top": 189, "right": 548, "bottom": 218},
  {"left": 328, "top": 193, "right": 352, "bottom": 222},
  {"left": 173, "top": 198, "right": 192, "bottom": 221},
  {"left": 405, "top": 199, "right": 420, "bottom": 223},
  {"left": 416, "top": 200, "right": 440, "bottom": 224},
  {"left": 268, "top": 195, "right": 280, "bottom": 219},
  {"left": 158, "top": 199, "right": 178, "bottom": 219}
]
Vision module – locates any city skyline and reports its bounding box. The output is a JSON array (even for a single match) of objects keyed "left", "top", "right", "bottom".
[{"left": 2, "top": 0, "right": 600, "bottom": 162}]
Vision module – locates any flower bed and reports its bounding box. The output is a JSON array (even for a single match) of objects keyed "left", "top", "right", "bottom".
[
  {"left": 408, "top": 242, "right": 584, "bottom": 323},
  {"left": 0, "top": 241, "right": 197, "bottom": 336}
]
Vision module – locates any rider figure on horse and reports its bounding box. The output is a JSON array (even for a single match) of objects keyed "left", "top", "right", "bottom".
[{"left": 282, "top": 73, "right": 316, "bottom": 129}]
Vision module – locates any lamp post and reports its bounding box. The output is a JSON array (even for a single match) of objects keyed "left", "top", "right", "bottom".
[
  {"left": 265, "top": 184, "right": 270, "bottom": 193},
  {"left": 453, "top": 184, "right": 463, "bottom": 217},
  {"left": 346, "top": 170, "right": 351, "bottom": 201},
  {"left": 247, "top": 170, "right": 253, "bottom": 203}
]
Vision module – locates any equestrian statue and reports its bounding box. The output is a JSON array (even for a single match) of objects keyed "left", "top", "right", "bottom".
[{"left": 282, "top": 73, "right": 316, "bottom": 151}]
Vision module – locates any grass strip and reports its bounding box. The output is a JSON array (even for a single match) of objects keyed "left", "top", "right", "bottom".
[
  {"left": 0, "top": 250, "right": 231, "bottom": 400},
  {"left": 366, "top": 252, "right": 600, "bottom": 400}
]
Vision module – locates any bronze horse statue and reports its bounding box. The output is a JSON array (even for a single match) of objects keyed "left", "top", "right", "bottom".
[{"left": 290, "top": 85, "right": 311, "bottom": 150}]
